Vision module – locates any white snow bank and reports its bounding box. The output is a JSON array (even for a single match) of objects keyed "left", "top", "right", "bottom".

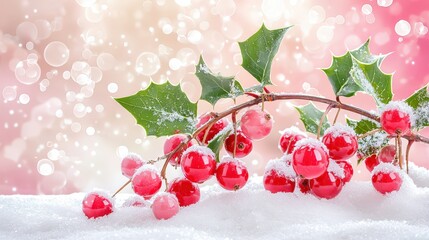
[{"left": 1, "top": 175, "right": 429, "bottom": 240}]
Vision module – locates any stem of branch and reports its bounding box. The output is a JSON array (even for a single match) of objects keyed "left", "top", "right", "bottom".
[
  {"left": 317, "top": 104, "right": 333, "bottom": 139},
  {"left": 112, "top": 179, "right": 131, "bottom": 198},
  {"left": 357, "top": 128, "right": 382, "bottom": 139},
  {"left": 406, "top": 140, "right": 414, "bottom": 173}
]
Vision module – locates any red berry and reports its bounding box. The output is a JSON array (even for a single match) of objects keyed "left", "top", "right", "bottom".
[
  {"left": 164, "top": 134, "right": 193, "bottom": 166},
  {"left": 371, "top": 163, "right": 403, "bottom": 194},
  {"left": 121, "top": 153, "right": 143, "bottom": 179},
  {"left": 152, "top": 193, "right": 180, "bottom": 220},
  {"left": 310, "top": 171, "right": 343, "bottom": 199},
  {"left": 131, "top": 165, "right": 162, "bottom": 199},
  {"left": 263, "top": 159, "right": 296, "bottom": 193},
  {"left": 380, "top": 101, "right": 413, "bottom": 135},
  {"left": 240, "top": 109, "right": 273, "bottom": 140},
  {"left": 181, "top": 146, "right": 217, "bottom": 183},
  {"left": 82, "top": 192, "right": 113, "bottom": 219},
  {"left": 363, "top": 154, "right": 379, "bottom": 172},
  {"left": 279, "top": 126, "right": 307, "bottom": 154},
  {"left": 216, "top": 158, "right": 249, "bottom": 191},
  {"left": 322, "top": 125, "right": 358, "bottom": 160},
  {"left": 122, "top": 196, "right": 148, "bottom": 208},
  {"left": 292, "top": 139, "right": 329, "bottom": 179},
  {"left": 167, "top": 177, "right": 200, "bottom": 207},
  {"left": 297, "top": 178, "right": 311, "bottom": 194},
  {"left": 336, "top": 160, "right": 353, "bottom": 183},
  {"left": 377, "top": 145, "right": 396, "bottom": 163},
  {"left": 196, "top": 113, "right": 228, "bottom": 144},
  {"left": 224, "top": 131, "right": 253, "bottom": 158}
]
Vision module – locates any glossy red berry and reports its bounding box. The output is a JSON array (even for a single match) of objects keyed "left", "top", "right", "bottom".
[
  {"left": 292, "top": 139, "right": 329, "bottom": 179},
  {"left": 310, "top": 171, "right": 343, "bottom": 199},
  {"left": 240, "top": 109, "right": 273, "bottom": 140},
  {"left": 371, "top": 163, "right": 403, "bottom": 194},
  {"left": 196, "top": 113, "right": 228, "bottom": 144},
  {"left": 164, "top": 134, "right": 193, "bottom": 166},
  {"left": 216, "top": 158, "right": 249, "bottom": 191},
  {"left": 181, "top": 146, "right": 217, "bottom": 183},
  {"left": 380, "top": 101, "right": 413, "bottom": 135},
  {"left": 82, "top": 192, "right": 113, "bottom": 219},
  {"left": 377, "top": 145, "right": 396, "bottom": 163},
  {"left": 279, "top": 126, "right": 307, "bottom": 154},
  {"left": 224, "top": 131, "right": 253, "bottom": 158},
  {"left": 152, "top": 193, "right": 180, "bottom": 220},
  {"left": 167, "top": 177, "right": 200, "bottom": 207},
  {"left": 363, "top": 154, "right": 379, "bottom": 172},
  {"left": 121, "top": 153, "right": 143, "bottom": 179},
  {"left": 322, "top": 125, "right": 358, "bottom": 160},
  {"left": 263, "top": 159, "right": 296, "bottom": 193},
  {"left": 297, "top": 178, "right": 311, "bottom": 194},
  {"left": 336, "top": 160, "right": 353, "bottom": 183},
  {"left": 131, "top": 165, "right": 162, "bottom": 199}
]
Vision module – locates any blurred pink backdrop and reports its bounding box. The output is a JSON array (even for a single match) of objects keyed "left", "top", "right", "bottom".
[{"left": 0, "top": 0, "right": 428, "bottom": 194}]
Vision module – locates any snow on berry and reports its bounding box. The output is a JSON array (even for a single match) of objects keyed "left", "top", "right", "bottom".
[
  {"left": 82, "top": 191, "right": 114, "bottom": 219},
  {"left": 323, "top": 124, "right": 356, "bottom": 138},
  {"left": 371, "top": 163, "right": 403, "bottom": 194},
  {"left": 279, "top": 126, "right": 307, "bottom": 154},
  {"left": 380, "top": 101, "right": 415, "bottom": 135},
  {"left": 122, "top": 196, "right": 149, "bottom": 208},
  {"left": 293, "top": 138, "right": 329, "bottom": 153},
  {"left": 372, "top": 162, "right": 401, "bottom": 175},
  {"left": 182, "top": 145, "right": 215, "bottom": 158},
  {"left": 264, "top": 158, "right": 296, "bottom": 178},
  {"left": 327, "top": 159, "right": 345, "bottom": 179},
  {"left": 380, "top": 101, "right": 415, "bottom": 126},
  {"left": 121, "top": 153, "right": 144, "bottom": 179},
  {"left": 279, "top": 126, "right": 308, "bottom": 137},
  {"left": 280, "top": 154, "right": 293, "bottom": 166},
  {"left": 132, "top": 164, "right": 159, "bottom": 177}
]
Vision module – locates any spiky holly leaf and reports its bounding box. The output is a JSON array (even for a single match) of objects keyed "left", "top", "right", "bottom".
[
  {"left": 295, "top": 102, "right": 330, "bottom": 135},
  {"left": 405, "top": 85, "right": 429, "bottom": 129},
  {"left": 115, "top": 82, "right": 197, "bottom": 137},
  {"left": 239, "top": 24, "right": 291, "bottom": 86},
  {"left": 195, "top": 56, "right": 244, "bottom": 106},
  {"left": 322, "top": 39, "right": 391, "bottom": 103},
  {"left": 207, "top": 127, "right": 232, "bottom": 162},
  {"left": 346, "top": 118, "right": 388, "bottom": 164}
]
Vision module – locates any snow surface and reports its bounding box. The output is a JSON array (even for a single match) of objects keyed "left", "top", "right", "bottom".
[{"left": 1, "top": 174, "right": 429, "bottom": 240}]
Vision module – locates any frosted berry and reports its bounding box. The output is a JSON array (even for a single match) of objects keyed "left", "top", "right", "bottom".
[
  {"left": 337, "top": 160, "right": 353, "bottom": 183},
  {"left": 122, "top": 196, "right": 148, "bottom": 208},
  {"left": 310, "top": 171, "right": 343, "bottom": 199},
  {"left": 152, "top": 193, "right": 180, "bottom": 220},
  {"left": 167, "top": 177, "right": 200, "bottom": 207},
  {"left": 292, "top": 139, "right": 329, "bottom": 179},
  {"left": 363, "top": 154, "right": 379, "bottom": 172},
  {"left": 240, "top": 109, "right": 273, "bottom": 140},
  {"left": 297, "top": 178, "right": 311, "bottom": 194},
  {"left": 372, "top": 163, "right": 402, "bottom": 194},
  {"left": 164, "top": 134, "right": 193, "bottom": 166},
  {"left": 380, "top": 102, "right": 413, "bottom": 135},
  {"left": 196, "top": 113, "right": 228, "bottom": 144},
  {"left": 322, "top": 125, "right": 358, "bottom": 160},
  {"left": 377, "top": 145, "right": 396, "bottom": 163},
  {"left": 216, "top": 158, "right": 249, "bottom": 191},
  {"left": 131, "top": 166, "right": 162, "bottom": 199},
  {"left": 82, "top": 192, "right": 113, "bottom": 219},
  {"left": 279, "top": 127, "right": 306, "bottom": 154},
  {"left": 121, "top": 153, "right": 143, "bottom": 179},
  {"left": 224, "top": 131, "right": 253, "bottom": 158},
  {"left": 263, "top": 158, "right": 296, "bottom": 193},
  {"left": 181, "top": 146, "right": 217, "bottom": 183}
]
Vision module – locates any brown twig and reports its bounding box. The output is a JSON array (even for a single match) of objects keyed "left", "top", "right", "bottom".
[
  {"left": 397, "top": 134, "right": 403, "bottom": 169},
  {"left": 357, "top": 128, "right": 382, "bottom": 139},
  {"left": 112, "top": 179, "right": 131, "bottom": 198}
]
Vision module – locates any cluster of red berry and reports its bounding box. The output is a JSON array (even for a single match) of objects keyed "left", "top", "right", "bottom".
[{"left": 81, "top": 101, "right": 414, "bottom": 220}]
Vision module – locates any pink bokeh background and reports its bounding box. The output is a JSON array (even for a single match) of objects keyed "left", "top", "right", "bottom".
[{"left": 0, "top": 0, "right": 428, "bottom": 194}]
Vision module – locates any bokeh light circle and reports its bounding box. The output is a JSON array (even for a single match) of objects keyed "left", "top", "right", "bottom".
[{"left": 44, "top": 41, "right": 70, "bottom": 67}]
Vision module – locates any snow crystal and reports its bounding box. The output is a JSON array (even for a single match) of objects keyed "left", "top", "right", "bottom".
[
  {"left": 324, "top": 124, "right": 356, "bottom": 138},
  {"left": 265, "top": 158, "right": 296, "bottom": 178},
  {"left": 372, "top": 162, "right": 401, "bottom": 175},
  {"left": 280, "top": 154, "right": 293, "bottom": 166},
  {"left": 414, "top": 102, "right": 429, "bottom": 128},
  {"left": 279, "top": 126, "right": 307, "bottom": 137},
  {"left": 327, "top": 160, "right": 345, "bottom": 178},
  {"left": 220, "top": 156, "right": 245, "bottom": 166},
  {"left": 132, "top": 164, "right": 159, "bottom": 178},
  {"left": 123, "top": 152, "right": 143, "bottom": 163},
  {"left": 350, "top": 61, "right": 377, "bottom": 99},
  {"left": 154, "top": 192, "right": 179, "bottom": 202},
  {"left": 293, "top": 138, "right": 328, "bottom": 153},
  {"left": 122, "top": 196, "right": 149, "bottom": 208},
  {"left": 182, "top": 145, "right": 215, "bottom": 157},
  {"left": 358, "top": 131, "right": 388, "bottom": 154},
  {"left": 380, "top": 101, "right": 416, "bottom": 127}
]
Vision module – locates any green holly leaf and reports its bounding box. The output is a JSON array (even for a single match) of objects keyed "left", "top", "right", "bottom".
[
  {"left": 207, "top": 127, "right": 232, "bottom": 162},
  {"left": 322, "top": 39, "right": 391, "bottom": 103},
  {"left": 195, "top": 56, "right": 244, "bottom": 106},
  {"left": 115, "top": 82, "right": 197, "bottom": 137},
  {"left": 238, "top": 24, "right": 291, "bottom": 86},
  {"left": 350, "top": 59, "right": 393, "bottom": 106},
  {"left": 295, "top": 102, "right": 330, "bottom": 135},
  {"left": 405, "top": 85, "right": 429, "bottom": 129},
  {"left": 346, "top": 118, "right": 379, "bottom": 134}
]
